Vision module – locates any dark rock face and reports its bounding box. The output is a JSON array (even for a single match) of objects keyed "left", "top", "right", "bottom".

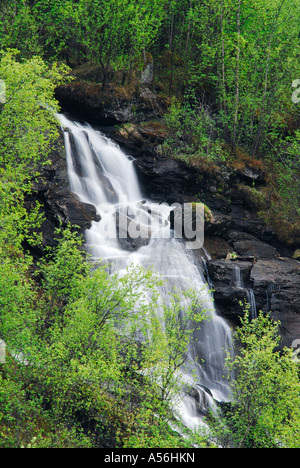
[
  {"left": 25, "top": 134, "right": 99, "bottom": 256},
  {"left": 205, "top": 259, "right": 254, "bottom": 321},
  {"left": 134, "top": 156, "right": 199, "bottom": 204},
  {"left": 202, "top": 256, "right": 300, "bottom": 348},
  {"left": 55, "top": 82, "right": 165, "bottom": 126},
  {"left": 37, "top": 189, "right": 99, "bottom": 247},
  {"left": 233, "top": 239, "right": 277, "bottom": 259},
  {"left": 251, "top": 259, "right": 300, "bottom": 347}
]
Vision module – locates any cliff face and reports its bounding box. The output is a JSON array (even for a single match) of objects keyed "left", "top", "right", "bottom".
[
  {"left": 39, "top": 83, "right": 300, "bottom": 349},
  {"left": 114, "top": 124, "right": 300, "bottom": 349}
]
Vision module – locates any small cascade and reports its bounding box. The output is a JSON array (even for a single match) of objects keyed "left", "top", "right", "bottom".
[
  {"left": 234, "top": 264, "right": 243, "bottom": 289},
  {"left": 247, "top": 289, "right": 257, "bottom": 319},
  {"left": 233, "top": 264, "right": 257, "bottom": 319},
  {"left": 200, "top": 247, "right": 213, "bottom": 291}
]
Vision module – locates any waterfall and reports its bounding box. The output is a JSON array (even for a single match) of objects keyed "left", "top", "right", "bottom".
[
  {"left": 234, "top": 264, "right": 243, "bottom": 289},
  {"left": 247, "top": 290, "right": 257, "bottom": 320},
  {"left": 234, "top": 264, "right": 257, "bottom": 319},
  {"left": 58, "top": 114, "right": 234, "bottom": 430}
]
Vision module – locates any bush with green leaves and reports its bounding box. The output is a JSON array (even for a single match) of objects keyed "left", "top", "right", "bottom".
[
  {"left": 158, "top": 96, "right": 223, "bottom": 163},
  {"left": 206, "top": 312, "right": 300, "bottom": 448},
  {"left": 0, "top": 50, "right": 70, "bottom": 253},
  {"left": 0, "top": 225, "right": 211, "bottom": 448}
]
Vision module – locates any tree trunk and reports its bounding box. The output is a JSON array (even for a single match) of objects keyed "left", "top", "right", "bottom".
[
  {"left": 169, "top": 13, "right": 174, "bottom": 51},
  {"left": 252, "top": 0, "right": 286, "bottom": 156},
  {"left": 233, "top": 0, "right": 242, "bottom": 145},
  {"left": 185, "top": 0, "right": 194, "bottom": 56},
  {"left": 220, "top": 0, "right": 226, "bottom": 112}
]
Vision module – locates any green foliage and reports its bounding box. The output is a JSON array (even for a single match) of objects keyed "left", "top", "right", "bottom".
[
  {"left": 31, "top": 0, "right": 167, "bottom": 87},
  {"left": 0, "top": 0, "right": 42, "bottom": 58},
  {"left": 0, "top": 368, "right": 93, "bottom": 448},
  {"left": 207, "top": 312, "right": 300, "bottom": 448},
  {"left": 274, "top": 130, "right": 300, "bottom": 217},
  {"left": 32, "top": 0, "right": 84, "bottom": 62},
  {"left": 158, "top": 96, "right": 223, "bottom": 164},
  {"left": 0, "top": 221, "right": 210, "bottom": 447},
  {"left": 2, "top": 0, "right": 300, "bottom": 160},
  {"left": 0, "top": 50, "right": 70, "bottom": 252},
  {"left": 0, "top": 50, "right": 69, "bottom": 173}
]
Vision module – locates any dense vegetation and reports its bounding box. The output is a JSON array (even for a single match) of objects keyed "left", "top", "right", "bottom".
[
  {"left": 0, "top": 0, "right": 300, "bottom": 448},
  {"left": 1, "top": 0, "right": 300, "bottom": 242}
]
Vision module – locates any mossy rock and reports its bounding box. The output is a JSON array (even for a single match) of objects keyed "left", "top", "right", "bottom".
[
  {"left": 191, "top": 202, "right": 214, "bottom": 223},
  {"left": 292, "top": 250, "right": 300, "bottom": 260}
]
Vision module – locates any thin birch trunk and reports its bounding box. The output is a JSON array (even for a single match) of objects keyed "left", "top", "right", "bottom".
[
  {"left": 252, "top": 0, "right": 286, "bottom": 156},
  {"left": 233, "top": 0, "right": 242, "bottom": 145}
]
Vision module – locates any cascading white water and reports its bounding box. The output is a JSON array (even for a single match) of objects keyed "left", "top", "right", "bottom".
[
  {"left": 234, "top": 264, "right": 257, "bottom": 319},
  {"left": 58, "top": 114, "right": 234, "bottom": 430}
]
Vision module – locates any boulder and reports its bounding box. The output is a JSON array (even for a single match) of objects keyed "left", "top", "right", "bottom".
[
  {"left": 233, "top": 239, "right": 278, "bottom": 259},
  {"left": 115, "top": 207, "right": 151, "bottom": 251},
  {"left": 134, "top": 156, "right": 198, "bottom": 204}
]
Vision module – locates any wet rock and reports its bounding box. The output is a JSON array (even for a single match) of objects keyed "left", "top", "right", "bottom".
[
  {"left": 203, "top": 237, "right": 232, "bottom": 260},
  {"left": 233, "top": 239, "right": 278, "bottom": 259},
  {"left": 27, "top": 187, "right": 99, "bottom": 254},
  {"left": 204, "top": 210, "right": 235, "bottom": 237},
  {"left": 46, "top": 189, "right": 99, "bottom": 231},
  {"left": 250, "top": 258, "right": 300, "bottom": 347},
  {"left": 207, "top": 260, "right": 253, "bottom": 287},
  {"left": 186, "top": 385, "right": 214, "bottom": 416},
  {"left": 206, "top": 256, "right": 300, "bottom": 347},
  {"left": 115, "top": 207, "right": 151, "bottom": 251},
  {"left": 206, "top": 259, "right": 255, "bottom": 320},
  {"left": 212, "top": 286, "right": 250, "bottom": 320}
]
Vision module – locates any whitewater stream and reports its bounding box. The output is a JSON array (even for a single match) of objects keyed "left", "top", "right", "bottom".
[{"left": 58, "top": 114, "right": 233, "bottom": 431}]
